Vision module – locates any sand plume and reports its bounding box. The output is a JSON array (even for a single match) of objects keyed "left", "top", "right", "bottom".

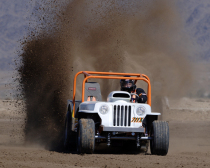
[{"left": 17, "top": 0, "right": 192, "bottom": 149}]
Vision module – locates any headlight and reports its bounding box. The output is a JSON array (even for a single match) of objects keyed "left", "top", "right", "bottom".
[
  {"left": 136, "top": 106, "right": 146, "bottom": 116},
  {"left": 99, "top": 105, "right": 109, "bottom": 114}
]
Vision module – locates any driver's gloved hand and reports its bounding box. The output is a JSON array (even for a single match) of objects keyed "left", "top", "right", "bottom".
[
  {"left": 138, "top": 93, "right": 142, "bottom": 97},
  {"left": 136, "top": 88, "right": 147, "bottom": 103},
  {"left": 137, "top": 94, "right": 147, "bottom": 103}
]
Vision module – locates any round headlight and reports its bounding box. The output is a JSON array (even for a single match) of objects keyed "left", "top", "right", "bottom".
[
  {"left": 99, "top": 105, "right": 109, "bottom": 114},
  {"left": 136, "top": 106, "right": 146, "bottom": 116}
]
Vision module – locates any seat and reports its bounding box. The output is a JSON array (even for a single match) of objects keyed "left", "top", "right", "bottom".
[{"left": 85, "top": 82, "right": 102, "bottom": 101}]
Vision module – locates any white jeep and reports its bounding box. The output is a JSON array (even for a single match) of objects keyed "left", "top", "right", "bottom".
[{"left": 64, "top": 71, "right": 169, "bottom": 155}]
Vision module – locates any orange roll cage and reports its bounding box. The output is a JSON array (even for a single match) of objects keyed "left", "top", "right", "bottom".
[{"left": 72, "top": 71, "right": 151, "bottom": 118}]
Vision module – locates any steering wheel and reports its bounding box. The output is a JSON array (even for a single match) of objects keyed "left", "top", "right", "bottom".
[
  {"left": 130, "top": 93, "right": 139, "bottom": 98},
  {"left": 130, "top": 93, "right": 139, "bottom": 103}
]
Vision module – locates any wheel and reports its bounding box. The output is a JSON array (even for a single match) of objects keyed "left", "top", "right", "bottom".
[
  {"left": 77, "top": 119, "right": 95, "bottom": 154},
  {"left": 64, "top": 111, "right": 71, "bottom": 149},
  {"left": 64, "top": 111, "right": 76, "bottom": 150},
  {"left": 150, "top": 121, "right": 169, "bottom": 155}
]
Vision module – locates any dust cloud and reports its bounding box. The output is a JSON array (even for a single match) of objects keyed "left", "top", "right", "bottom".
[{"left": 17, "top": 0, "right": 192, "bottom": 149}]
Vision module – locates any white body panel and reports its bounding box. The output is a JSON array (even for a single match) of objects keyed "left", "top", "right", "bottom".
[
  {"left": 79, "top": 100, "right": 160, "bottom": 131},
  {"left": 95, "top": 101, "right": 151, "bottom": 127},
  {"left": 107, "top": 91, "right": 131, "bottom": 102}
]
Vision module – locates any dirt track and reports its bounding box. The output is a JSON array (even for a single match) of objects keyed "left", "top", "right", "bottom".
[{"left": 0, "top": 98, "right": 210, "bottom": 168}]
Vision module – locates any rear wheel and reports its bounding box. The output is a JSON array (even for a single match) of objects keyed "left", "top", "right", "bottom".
[
  {"left": 64, "top": 111, "right": 70, "bottom": 149},
  {"left": 77, "top": 119, "right": 95, "bottom": 154},
  {"left": 150, "top": 121, "right": 169, "bottom": 155},
  {"left": 64, "top": 111, "right": 76, "bottom": 151}
]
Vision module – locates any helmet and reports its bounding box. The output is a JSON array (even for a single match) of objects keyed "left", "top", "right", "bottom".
[{"left": 120, "top": 76, "right": 136, "bottom": 93}]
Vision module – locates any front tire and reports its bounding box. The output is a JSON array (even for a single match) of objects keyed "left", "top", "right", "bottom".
[
  {"left": 150, "top": 121, "right": 169, "bottom": 155},
  {"left": 77, "top": 119, "right": 95, "bottom": 154}
]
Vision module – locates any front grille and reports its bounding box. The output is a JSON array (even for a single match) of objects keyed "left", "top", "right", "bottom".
[{"left": 113, "top": 105, "right": 132, "bottom": 126}]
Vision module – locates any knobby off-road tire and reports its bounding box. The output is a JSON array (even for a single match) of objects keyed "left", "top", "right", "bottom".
[
  {"left": 64, "top": 111, "right": 70, "bottom": 149},
  {"left": 77, "top": 119, "right": 95, "bottom": 154},
  {"left": 64, "top": 111, "right": 76, "bottom": 151},
  {"left": 150, "top": 121, "right": 169, "bottom": 155}
]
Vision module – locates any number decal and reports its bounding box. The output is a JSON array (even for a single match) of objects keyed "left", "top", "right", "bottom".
[{"left": 131, "top": 117, "right": 143, "bottom": 123}]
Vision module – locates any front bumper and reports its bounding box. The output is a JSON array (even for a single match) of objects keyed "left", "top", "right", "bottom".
[{"left": 102, "top": 126, "right": 144, "bottom": 132}]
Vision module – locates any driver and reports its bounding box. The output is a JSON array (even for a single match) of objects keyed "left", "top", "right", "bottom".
[{"left": 120, "top": 76, "right": 147, "bottom": 103}]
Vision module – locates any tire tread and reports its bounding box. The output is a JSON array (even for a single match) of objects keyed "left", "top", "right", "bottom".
[
  {"left": 152, "top": 120, "right": 169, "bottom": 155},
  {"left": 78, "top": 119, "right": 95, "bottom": 154}
]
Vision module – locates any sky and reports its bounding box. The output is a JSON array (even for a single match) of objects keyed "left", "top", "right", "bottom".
[
  {"left": 0, "top": 0, "right": 209, "bottom": 100},
  {"left": 0, "top": 0, "right": 210, "bottom": 72}
]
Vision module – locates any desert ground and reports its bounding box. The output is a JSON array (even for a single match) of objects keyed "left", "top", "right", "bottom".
[{"left": 0, "top": 98, "right": 210, "bottom": 168}]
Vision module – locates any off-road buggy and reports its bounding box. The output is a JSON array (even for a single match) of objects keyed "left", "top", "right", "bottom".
[{"left": 64, "top": 71, "right": 169, "bottom": 155}]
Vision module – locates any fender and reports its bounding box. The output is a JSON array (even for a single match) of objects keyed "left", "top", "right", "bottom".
[{"left": 143, "top": 113, "right": 160, "bottom": 134}]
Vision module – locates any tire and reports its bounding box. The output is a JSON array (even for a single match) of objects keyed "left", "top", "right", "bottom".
[
  {"left": 150, "top": 121, "right": 169, "bottom": 155},
  {"left": 77, "top": 119, "right": 95, "bottom": 154},
  {"left": 64, "top": 111, "right": 76, "bottom": 150},
  {"left": 64, "top": 111, "right": 71, "bottom": 149}
]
